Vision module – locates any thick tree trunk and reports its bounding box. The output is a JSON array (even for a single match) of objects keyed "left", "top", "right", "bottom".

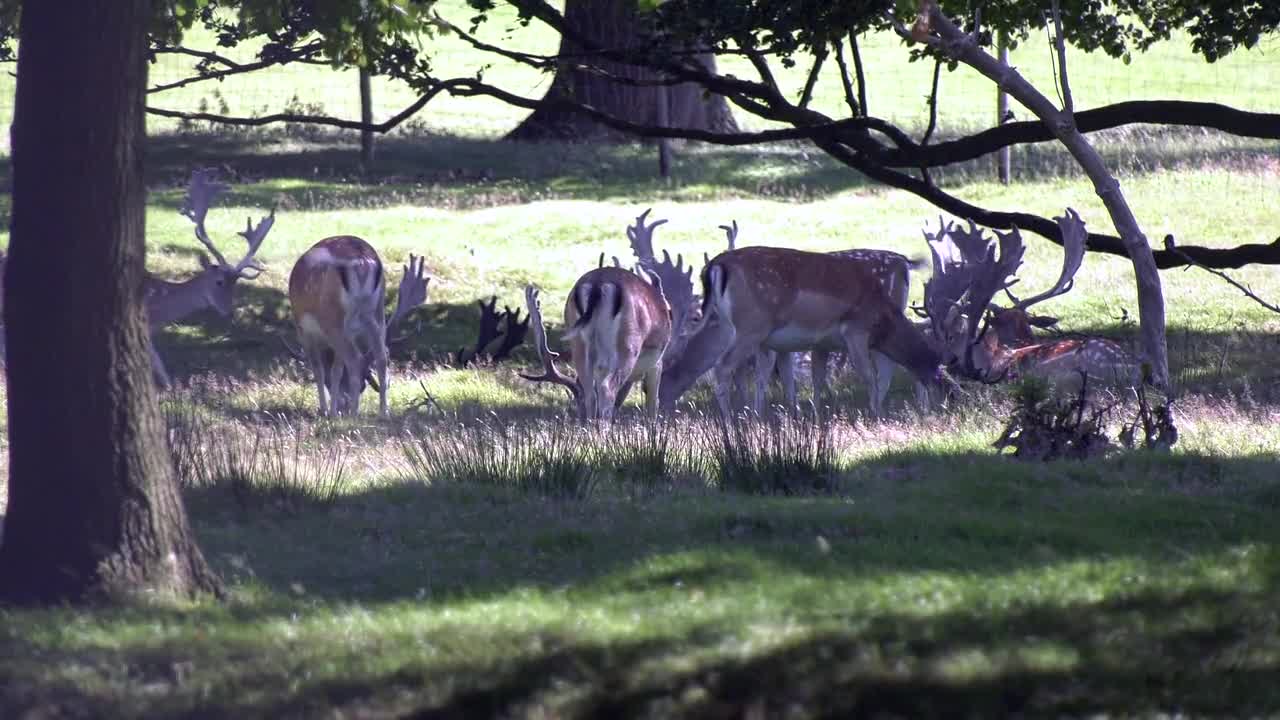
[
  {"left": 508, "top": 0, "right": 738, "bottom": 141},
  {"left": 0, "top": 0, "right": 221, "bottom": 604}
]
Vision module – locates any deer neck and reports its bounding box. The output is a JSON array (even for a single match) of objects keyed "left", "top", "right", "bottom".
[{"left": 873, "top": 311, "right": 944, "bottom": 384}]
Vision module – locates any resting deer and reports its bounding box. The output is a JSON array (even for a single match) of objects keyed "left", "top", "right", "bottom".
[
  {"left": 921, "top": 210, "right": 1144, "bottom": 394},
  {"left": 287, "top": 238, "right": 429, "bottom": 417},
  {"left": 522, "top": 213, "right": 675, "bottom": 421},
  {"left": 661, "top": 245, "right": 953, "bottom": 418},
  {"left": 146, "top": 168, "right": 274, "bottom": 388},
  {"left": 656, "top": 221, "right": 931, "bottom": 415}
]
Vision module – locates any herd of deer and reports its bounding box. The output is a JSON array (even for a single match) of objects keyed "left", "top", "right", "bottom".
[{"left": 0, "top": 170, "right": 1146, "bottom": 421}]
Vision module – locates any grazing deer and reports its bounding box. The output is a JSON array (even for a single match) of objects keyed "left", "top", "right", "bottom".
[
  {"left": 656, "top": 221, "right": 931, "bottom": 414},
  {"left": 146, "top": 168, "right": 274, "bottom": 388},
  {"left": 921, "top": 209, "right": 1144, "bottom": 393},
  {"left": 661, "top": 245, "right": 953, "bottom": 418},
  {"left": 287, "top": 238, "right": 429, "bottom": 417},
  {"left": 522, "top": 254, "right": 674, "bottom": 420}
]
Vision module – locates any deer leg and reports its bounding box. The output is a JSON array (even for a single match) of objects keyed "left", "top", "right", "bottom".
[
  {"left": 374, "top": 345, "right": 389, "bottom": 418},
  {"left": 872, "top": 350, "right": 895, "bottom": 413},
  {"left": 712, "top": 334, "right": 764, "bottom": 418},
  {"left": 641, "top": 363, "right": 662, "bottom": 418},
  {"left": 752, "top": 350, "right": 776, "bottom": 413},
  {"left": 614, "top": 379, "right": 636, "bottom": 412},
  {"left": 810, "top": 350, "right": 830, "bottom": 409},
  {"left": 148, "top": 342, "right": 172, "bottom": 391},
  {"left": 840, "top": 329, "right": 880, "bottom": 418},
  {"left": 776, "top": 352, "right": 797, "bottom": 409}
]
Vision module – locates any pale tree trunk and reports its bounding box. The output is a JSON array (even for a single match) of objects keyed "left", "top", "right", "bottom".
[
  {"left": 904, "top": 2, "right": 1170, "bottom": 390},
  {"left": 508, "top": 0, "right": 738, "bottom": 141},
  {"left": 0, "top": 0, "right": 221, "bottom": 604}
]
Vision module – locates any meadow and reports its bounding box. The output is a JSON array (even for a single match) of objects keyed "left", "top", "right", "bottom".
[{"left": 1, "top": 4, "right": 1280, "bottom": 717}]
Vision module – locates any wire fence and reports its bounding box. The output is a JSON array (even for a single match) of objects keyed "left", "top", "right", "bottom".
[{"left": 0, "top": 29, "right": 1275, "bottom": 152}]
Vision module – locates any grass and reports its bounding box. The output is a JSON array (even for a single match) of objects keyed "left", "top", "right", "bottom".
[{"left": 1, "top": 7, "right": 1280, "bottom": 718}]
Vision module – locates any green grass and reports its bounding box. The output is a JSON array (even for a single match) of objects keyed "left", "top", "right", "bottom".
[{"left": 2, "top": 6, "right": 1280, "bottom": 718}]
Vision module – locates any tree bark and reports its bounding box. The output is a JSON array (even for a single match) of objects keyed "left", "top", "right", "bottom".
[
  {"left": 0, "top": 0, "right": 221, "bottom": 604},
  {"left": 507, "top": 0, "right": 738, "bottom": 141}
]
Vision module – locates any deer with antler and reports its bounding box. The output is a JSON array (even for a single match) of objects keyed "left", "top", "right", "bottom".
[
  {"left": 287, "top": 240, "right": 430, "bottom": 417},
  {"left": 656, "top": 220, "right": 933, "bottom": 415},
  {"left": 921, "top": 210, "right": 1144, "bottom": 393},
  {"left": 145, "top": 168, "right": 274, "bottom": 387},
  {"left": 521, "top": 211, "right": 675, "bottom": 421},
  {"left": 657, "top": 238, "right": 954, "bottom": 418}
]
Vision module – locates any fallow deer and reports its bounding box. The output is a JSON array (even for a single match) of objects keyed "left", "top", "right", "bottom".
[
  {"left": 522, "top": 236, "right": 674, "bottom": 421},
  {"left": 287, "top": 238, "right": 429, "bottom": 417},
  {"left": 661, "top": 245, "right": 953, "bottom": 418},
  {"left": 655, "top": 221, "right": 931, "bottom": 415},
  {"left": 146, "top": 168, "right": 274, "bottom": 387},
  {"left": 921, "top": 209, "right": 1144, "bottom": 394}
]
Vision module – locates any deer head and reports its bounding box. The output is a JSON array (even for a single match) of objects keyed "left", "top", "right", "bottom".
[{"left": 177, "top": 168, "right": 274, "bottom": 318}]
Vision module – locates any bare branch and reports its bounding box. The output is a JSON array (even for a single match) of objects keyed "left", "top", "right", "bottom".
[
  {"left": 831, "top": 37, "right": 860, "bottom": 116},
  {"left": 849, "top": 32, "right": 869, "bottom": 117},
  {"left": 1049, "top": 0, "right": 1075, "bottom": 116},
  {"left": 798, "top": 45, "right": 827, "bottom": 109},
  {"left": 1164, "top": 235, "right": 1280, "bottom": 314},
  {"left": 148, "top": 42, "right": 323, "bottom": 94}
]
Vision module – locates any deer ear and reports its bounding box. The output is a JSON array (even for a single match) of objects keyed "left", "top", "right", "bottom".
[{"left": 1028, "top": 314, "right": 1060, "bottom": 328}]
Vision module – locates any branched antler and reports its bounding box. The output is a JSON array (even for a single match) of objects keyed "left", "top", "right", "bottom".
[
  {"left": 179, "top": 167, "right": 274, "bottom": 277},
  {"left": 518, "top": 286, "right": 581, "bottom": 400}
]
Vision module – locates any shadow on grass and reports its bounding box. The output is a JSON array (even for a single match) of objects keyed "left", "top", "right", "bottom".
[{"left": 1, "top": 125, "right": 1269, "bottom": 220}]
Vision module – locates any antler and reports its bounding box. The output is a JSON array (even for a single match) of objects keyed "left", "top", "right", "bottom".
[
  {"left": 718, "top": 220, "right": 739, "bottom": 250},
  {"left": 232, "top": 209, "right": 275, "bottom": 278},
  {"left": 491, "top": 306, "right": 530, "bottom": 362},
  {"left": 179, "top": 168, "right": 274, "bottom": 278},
  {"left": 1004, "top": 207, "right": 1087, "bottom": 311},
  {"left": 626, "top": 208, "right": 669, "bottom": 263},
  {"left": 518, "top": 285, "right": 581, "bottom": 400},
  {"left": 179, "top": 168, "right": 232, "bottom": 268},
  {"left": 456, "top": 296, "right": 504, "bottom": 366},
  {"left": 387, "top": 253, "right": 430, "bottom": 344}
]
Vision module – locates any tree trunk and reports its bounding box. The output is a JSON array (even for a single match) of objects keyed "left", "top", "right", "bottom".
[
  {"left": 507, "top": 0, "right": 738, "bottom": 141},
  {"left": 0, "top": 0, "right": 221, "bottom": 604}
]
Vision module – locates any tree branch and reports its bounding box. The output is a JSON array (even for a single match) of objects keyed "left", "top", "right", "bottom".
[
  {"left": 849, "top": 31, "right": 869, "bottom": 117},
  {"left": 1163, "top": 235, "right": 1280, "bottom": 313},
  {"left": 832, "top": 37, "right": 860, "bottom": 116},
  {"left": 147, "top": 42, "right": 324, "bottom": 94},
  {"left": 798, "top": 45, "right": 827, "bottom": 109},
  {"left": 1050, "top": 0, "right": 1076, "bottom": 117}
]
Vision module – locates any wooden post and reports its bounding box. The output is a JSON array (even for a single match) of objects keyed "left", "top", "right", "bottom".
[
  {"left": 656, "top": 84, "right": 672, "bottom": 179},
  {"left": 359, "top": 68, "right": 375, "bottom": 170},
  {"left": 996, "top": 33, "right": 1011, "bottom": 184}
]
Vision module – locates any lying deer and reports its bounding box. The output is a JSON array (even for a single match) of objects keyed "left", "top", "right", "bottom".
[
  {"left": 921, "top": 210, "right": 1144, "bottom": 394},
  {"left": 665, "top": 245, "right": 954, "bottom": 418},
  {"left": 150, "top": 169, "right": 274, "bottom": 387},
  {"left": 287, "top": 238, "right": 429, "bottom": 417}
]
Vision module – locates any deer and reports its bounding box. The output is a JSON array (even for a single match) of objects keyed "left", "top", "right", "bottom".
[
  {"left": 287, "top": 238, "right": 430, "bottom": 417},
  {"left": 659, "top": 244, "right": 954, "bottom": 419},
  {"left": 655, "top": 221, "right": 932, "bottom": 415},
  {"left": 521, "top": 213, "right": 676, "bottom": 421},
  {"left": 145, "top": 168, "right": 274, "bottom": 388},
  {"left": 920, "top": 209, "right": 1145, "bottom": 395}
]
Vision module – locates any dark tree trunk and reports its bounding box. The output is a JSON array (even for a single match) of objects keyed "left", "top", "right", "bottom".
[
  {"left": 507, "top": 0, "right": 739, "bottom": 141},
  {"left": 0, "top": 0, "right": 221, "bottom": 604}
]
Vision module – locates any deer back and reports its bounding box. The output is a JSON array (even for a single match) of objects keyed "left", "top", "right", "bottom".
[
  {"left": 563, "top": 267, "right": 672, "bottom": 359},
  {"left": 288, "top": 236, "right": 386, "bottom": 352}
]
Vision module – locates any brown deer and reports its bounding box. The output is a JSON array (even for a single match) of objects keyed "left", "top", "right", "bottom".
[
  {"left": 287, "top": 238, "right": 429, "bottom": 417},
  {"left": 921, "top": 209, "right": 1144, "bottom": 394},
  {"left": 662, "top": 245, "right": 953, "bottom": 418},
  {"left": 656, "top": 221, "right": 932, "bottom": 415},
  {"left": 522, "top": 235, "right": 674, "bottom": 421}
]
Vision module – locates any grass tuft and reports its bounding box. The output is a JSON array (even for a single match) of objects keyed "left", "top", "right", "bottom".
[{"left": 702, "top": 407, "right": 839, "bottom": 495}]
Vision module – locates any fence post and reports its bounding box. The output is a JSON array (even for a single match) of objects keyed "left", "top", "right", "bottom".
[
  {"left": 656, "top": 84, "right": 672, "bottom": 179},
  {"left": 996, "top": 32, "right": 1011, "bottom": 184},
  {"left": 359, "top": 68, "right": 375, "bottom": 170}
]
